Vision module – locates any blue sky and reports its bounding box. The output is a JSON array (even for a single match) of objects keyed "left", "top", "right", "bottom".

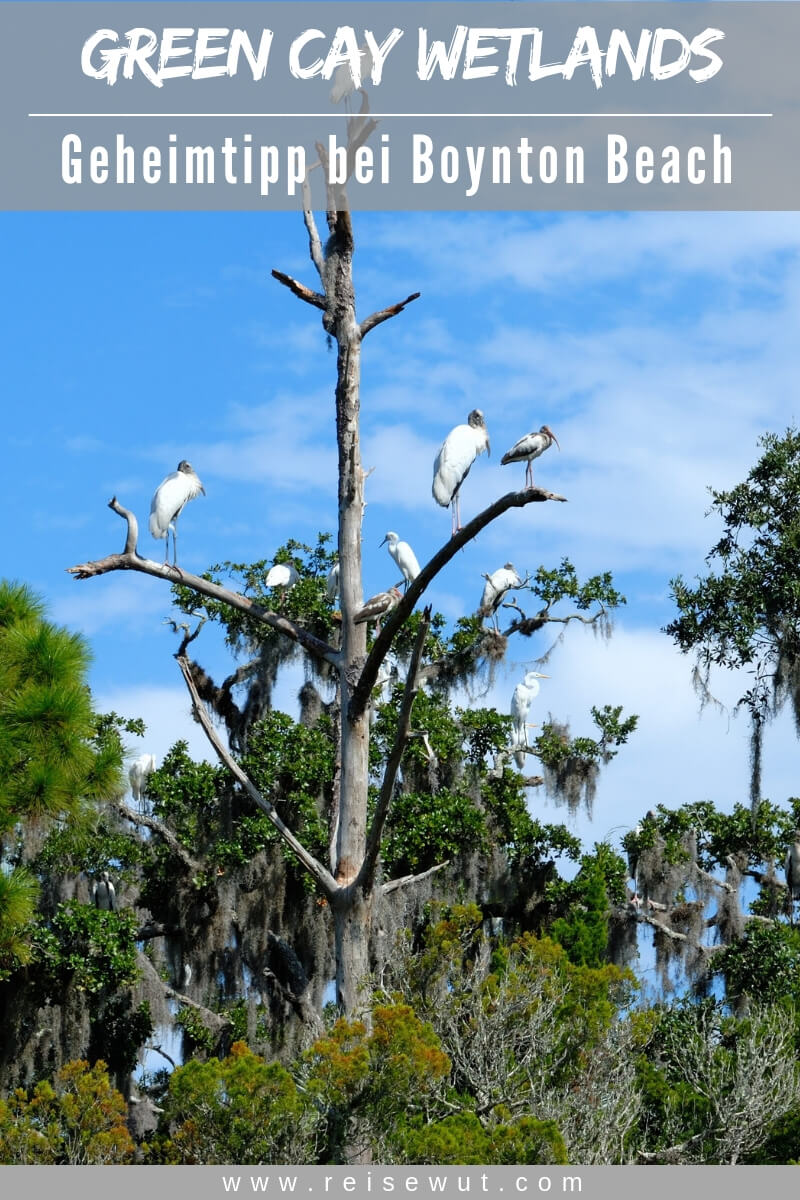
[{"left": 4, "top": 208, "right": 800, "bottom": 847}]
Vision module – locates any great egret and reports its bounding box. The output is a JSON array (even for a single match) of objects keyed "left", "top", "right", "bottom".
[
  {"left": 501, "top": 425, "right": 560, "bottom": 489},
  {"left": 149, "top": 460, "right": 205, "bottom": 565},
  {"left": 129, "top": 753, "right": 156, "bottom": 811},
  {"left": 432, "top": 409, "right": 490, "bottom": 536},
  {"left": 265, "top": 563, "right": 299, "bottom": 589},
  {"left": 93, "top": 871, "right": 117, "bottom": 912},
  {"left": 326, "top": 563, "right": 340, "bottom": 601},
  {"left": 380, "top": 531, "right": 421, "bottom": 589},
  {"left": 354, "top": 587, "right": 402, "bottom": 628},
  {"left": 510, "top": 670, "right": 549, "bottom": 769},
  {"left": 479, "top": 563, "right": 523, "bottom": 627}
]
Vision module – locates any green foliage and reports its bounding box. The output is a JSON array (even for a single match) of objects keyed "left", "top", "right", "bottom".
[
  {"left": 383, "top": 789, "right": 487, "bottom": 876},
  {"left": 0, "top": 1060, "right": 134, "bottom": 1164},
  {"left": 154, "top": 1042, "right": 307, "bottom": 1164},
  {"left": 529, "top": 558, "right": 626, "bottom": 614},
  {"left": 89, "top": 997, "right": 153, "bottom": 1077},
  {"left": 713, "top": 922, "right": 800, "bottom": 1005},
  {"left": 398, "top": 1112, "right": 568, "bottom": 1165},
  {"left": 667, "top": 426, "right": 800, "bottom": 727},
  {"left": 0, "top": 867, "right": 38, "bottom": 979},
  {"left": 175, "top": 1006, "right": 218, "bottom": 1056},
  {"left": 550, "top": 846, "right": 627, "bottom": 968},
  {"left": 535, "top": 706, "right": 638, "bottom": 772},
  {"left": 172, "top": 535, "right": 339, "bottom": 652},
  {"left": 35, "top": 820, "right": 145, "bottom": 881},
  {"left": 482, "top": 772, "right": 581, "bottom": 869},
  {"left": 33, "top": 900, "right": 139, "bottom": 995},
  {"left": 0, "top": 581, "right": 123, "bottom": 836}
]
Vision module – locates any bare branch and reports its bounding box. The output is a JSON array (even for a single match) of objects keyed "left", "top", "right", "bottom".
[
  {"left": 642, "top": 913, "right": 715, "bottom": 952},
  {"left": 164, "top": 985, "right": 232, "bottom": 1033},
  {"left": 360, "top": 292, "right": 421, "bottom": 337},
  {"left": 109, "top": 497, "right": 139, "bottom": 554},
  {"left": 301, "top": 163, "right": 325, "bottom": 282},
  {"left": 135, "top": 922, "right": 180, "bottom": 941},
  {"left": 381, "top": 860, "right": 451, "bottom": 895},
  {"left": 177, "top": 655, "right": 339, "bottom": 900},
  {"left": 271, "top": 269, "right": 326, "bottom": 310},
  {"left": 114, "top": 801, "right": 204, "bottom": 874},
  {"left": 357, "top": 608, "right": 431, "bottom": 892},
  {"left": 350, "top": 486, "right": 567, "bottom": 718},
  {"left": 67, "top": 506, "right": 340, "bottom": 668}
]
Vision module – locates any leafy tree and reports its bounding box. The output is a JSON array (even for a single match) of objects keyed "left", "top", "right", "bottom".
[
  {"left": 667, "top": 426, "right": 800, "bottom": 806},
  {"left": 0, "top": 1059, "right": 134, "bottom": 1164}
]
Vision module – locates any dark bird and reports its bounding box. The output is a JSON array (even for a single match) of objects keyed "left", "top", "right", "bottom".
[
  {"left": 432, "top": 409, "right": 490, "bottom": 536},
  {"left": 149, "top": 460, "right": 205, "bottom": 565},
  {"left": 501, "top": 425, "right": 560, "bottom": 489},
  {"left": 93, "top": 871, "right": 116, "bottom": 912},
  {"left": 354, "top": 587, "right": 402, "bottom": 628}
]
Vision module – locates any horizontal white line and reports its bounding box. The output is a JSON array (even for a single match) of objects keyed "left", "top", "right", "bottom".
[{"left": 28, "top": 111, "right": 775, "bottom": 119}]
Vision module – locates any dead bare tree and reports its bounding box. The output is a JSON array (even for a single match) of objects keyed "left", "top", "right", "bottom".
[{"left": 66, "top": 144, "right": 565, "bottom": 1021}]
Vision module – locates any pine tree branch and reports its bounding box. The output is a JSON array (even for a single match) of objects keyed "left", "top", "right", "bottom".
[
  {"left": 350, "top": 487, "right": 567, "bottom": 718},
  {"left": 357, "top": 608, "right": 431, "bottom": 892},
  {"left": 360, "top": 292, "right": 421, "bottom": 337},
  {"left": 66, "top": 499, "right": 340, "bottom": 669},
  {"left": 176, "top": 654, "right": 339, "bottom": 900},
  {"left": 114, "top": 802, "right": 204, "bottom": 874},
  {"left": 270, "top": 269, "right": 326, "bottom": 309}
]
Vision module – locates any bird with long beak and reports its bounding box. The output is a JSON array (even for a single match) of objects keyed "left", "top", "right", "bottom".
[
  {"left": 354, "top": 587, "right": 403, "bottom": 631},
  {"left": 380, "top": 531, "right": 421, "bottom": 590},
  {"left": 432, "top": 409, "right": 491, "bottom": 536},
  {"left": 501, "top": 425, "right": 560, "bottom": 490}
]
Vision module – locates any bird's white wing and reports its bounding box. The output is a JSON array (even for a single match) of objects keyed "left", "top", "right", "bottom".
[
  {"left": 149, "top": 472, "right": 200, "bottom": 537},
  {"left": 432, "top": 425, "right": 476, "bottom": 506}
]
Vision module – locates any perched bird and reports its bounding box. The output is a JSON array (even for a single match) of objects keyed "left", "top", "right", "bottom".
[
  {"left": 510, "top": 670, "right": 549, "bottom": 769},
  {"left": 785, "top": 834, "right": 800, "bottom": 919},
  {"left": 326, "top": 562, "right": 340, "bottom": 602},
  {"left": 479, "top": 563, "right": 523, "bottom": 627},
  {"left": 149, "top": 460, "right": 205, "bottom": 565},
  {"left": 501, "top": 425, "right": 560, "bottom": 489},
  {"left": 129, "top": 753, "right": 156, "bottom": 811},
  {"left": 329, "top": 44, "right": 374, "bottom": 106},
  {"left": 432, "top": 409, "right": 491, "bottom": 536},
  {"left": 93, "top": 871, "right": 116, "bottom": 912},
  {"left": 265, "top": 563, "right": 299, "bottom": 589},
  {"left": 380, "top": 531, "right": 421, "bottom": 589},
  {"left": 354, "top": 587, "right": 402, "bottom": 629}
]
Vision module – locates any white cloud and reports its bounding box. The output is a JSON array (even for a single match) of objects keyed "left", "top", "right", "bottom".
[{"left": 95, "top": 684, "right": 213, "bottom": 766}]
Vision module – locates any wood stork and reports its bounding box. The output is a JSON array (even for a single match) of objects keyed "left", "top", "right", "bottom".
[
  {"left": 149, "top": 460, "right": 205, "bottom": 565},
  {"left": 380, "top": 532, "right": 421, "bottom": 589},
  {"left": 329, "top": 44, "right": 374, "bottom": 106},
  {"left": 510, "top": 671, "right": 549, "bottom": 769},
  {"left": 129, "top": 754, "right": 156, "bottom": 811},
  {"left": 354, "top": 587, "right": 402, "bottom": 629},
  {"left": 326, "top": 563, "right": 340, "bottom": 602},
  {"left": 479, "top": 563, "right": 523, "bottom": 627},
  {"left": 785, "top": 835, "right": 800, "bottom": 921},
  {"left": 501, "top": 425, "right": 560, "bottom": 489},
  {"left": 93, "top": 871, "right": 116, "bottom": 912},
  {"left": 265, "top": 563, "right": 299, "bottom": 589},
  {"left": 432, "top": 409, "right": 490, "bottom": 536}
]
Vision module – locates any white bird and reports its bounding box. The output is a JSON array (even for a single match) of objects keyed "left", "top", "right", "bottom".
[
  {"left": 479, "top": 563, "right": 523, "bottom": 627},
  {"left": 129, "top": 753, "right": 156, "bottom": 811},
  {"left": 354, "top": 587, "right": 402, "bottom": 629},
  {"left": 326, "top": 563, "right": 340, "bottom": 602},
  {"left": 265, "top": 563, "right": 299, "bottom": 589},
  {"left": 501, "top": 425, "right": 560, "bottom": 489},
  {"left": 380, "top": 531, "right": 421, "bottom": 589},
  {"left": 510, "top": 671, "right": 549, "bottom": 769},
  {"left": 432, "top": 409, "right": 491, "bottom": 536},
  {"left": 93, "top": 871, "right": 116, "bottom": 912},
  {"left": 785, "top": 835, "right": 800, "bottom": 919},
  {"left": 329, "top": 44, "right": 374, "bottom": 106},
  {"left": 149, "top": 460, "right": 205, "bottom": 565}
]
